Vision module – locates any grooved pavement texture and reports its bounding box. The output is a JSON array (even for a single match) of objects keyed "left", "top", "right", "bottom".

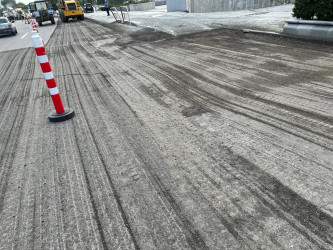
[{"left": 0, "top": 20, "right": 332, "bottom": 249}]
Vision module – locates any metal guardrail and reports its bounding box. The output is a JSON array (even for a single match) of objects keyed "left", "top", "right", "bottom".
[
  {"left": 110, "top": 6, "right": 131, "bottom": 25},
  {"left": 120, "top": 6, "right": 131, "bottom": 25},
  {"left": 110, "top": 7, "right": 122, "bottom": 23}
]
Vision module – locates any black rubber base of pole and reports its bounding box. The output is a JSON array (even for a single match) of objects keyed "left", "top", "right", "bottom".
[{"left": 48, "top": 108, "right": 75, "bottom": 122}]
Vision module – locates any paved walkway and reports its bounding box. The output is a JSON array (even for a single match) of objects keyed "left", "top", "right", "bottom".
[{"left": 86, "top": 4, "right": 295, "bottom": 35}]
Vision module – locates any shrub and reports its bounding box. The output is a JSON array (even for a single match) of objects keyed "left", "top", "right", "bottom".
[
  {"left": 315, "top": 0, "right": 333, "bottom": 21},
  {"left": 293, "top": 0, "right": 333, "bottom": 21},
  {"left": 292, "top": 0, "right": 316, "bottom": 19}
]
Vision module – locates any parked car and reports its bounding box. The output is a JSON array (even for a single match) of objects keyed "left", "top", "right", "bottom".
[
  {"left": 83, "top": 3, "right": 94, "bottom": 13},
  {"left": 0, "top": 17, "right": 17, "bottom": 36}
]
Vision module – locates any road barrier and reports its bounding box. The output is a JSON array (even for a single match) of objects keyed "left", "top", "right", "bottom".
[
  {"left": 28, "top": 18, "right": 38, "bottom": 33},
  {"left": 31, "top": 22, "right": 38, "bottom": 33},
  {"left": 28, "top": 19, "right": 46, "bottom": 46},
  {"left": 110, "top": 7, "right": 131, "bottom": 24},
  {"left": 120, "top": 6, "right": 131, "bottom": 25},
  {"left": 110, "top": 7, "right": 122, "bottom": 23},
  {"left": 31, "top": 31, "right": 75, "bottom": 122}
]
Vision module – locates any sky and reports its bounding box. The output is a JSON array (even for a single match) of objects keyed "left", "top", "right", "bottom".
[
  {"left": 0, "top": 0, "right": 31, "bottom": 7},
  {"left": 18, "top": 0, "right": 32, "bottom": 5}
]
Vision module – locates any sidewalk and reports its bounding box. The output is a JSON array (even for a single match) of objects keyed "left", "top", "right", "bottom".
[{"left": 85, "top": 4, "right": 295, "bottom": 36}]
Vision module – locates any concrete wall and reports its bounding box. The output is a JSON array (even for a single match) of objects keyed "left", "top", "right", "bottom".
[
  {"left": 168, "top": 0, "right": 294, "bottom": 13},
  {"left": 155, "top": 0, "right": 167, "bottom": 6},
  {"left": 129, "top": 2, "right": 155, "bottom": 11},
  {"left": 167, "top": 0, "right": 187, "bottom": 12}
]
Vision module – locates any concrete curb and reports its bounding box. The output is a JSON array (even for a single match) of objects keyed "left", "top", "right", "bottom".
[
  {"left": 283, "top": 19, "right": 333, "bottom": 41},
  {"left": 243, "top": 29, "right": 280, "bottom": 35}
]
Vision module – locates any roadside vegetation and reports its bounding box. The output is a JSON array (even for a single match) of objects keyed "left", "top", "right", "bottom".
[
  {"left": 293, "top": 0, "right": 333, "bottom": 21},
  {"left": 0, "top": 0, "right": 27, "bottom": 17}
]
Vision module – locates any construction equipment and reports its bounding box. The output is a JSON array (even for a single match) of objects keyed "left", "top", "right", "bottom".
[
  {"left": 57, "top": 0, "right": 84, "bottom": 22},
  {"left": 29, "top": 1, "right": 55, "bottom": 26},
  {"left": 3, "top": 11, "right": 15, "bottom": 21},
  {"left": 15, "top": 8, "right": 24, "bottom": 19}
]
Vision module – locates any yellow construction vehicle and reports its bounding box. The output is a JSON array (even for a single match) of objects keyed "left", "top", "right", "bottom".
[{"left": 57, "top": 0, "right": 84, "bottom": 22}]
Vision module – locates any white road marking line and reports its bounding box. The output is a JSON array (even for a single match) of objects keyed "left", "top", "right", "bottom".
[{"left": 21, "top": 32, "right": 28, "bottom": 40}]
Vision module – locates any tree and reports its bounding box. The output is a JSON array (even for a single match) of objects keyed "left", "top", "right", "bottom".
[
  {"left": 15, "top": 2, "right": 28, "bottom": 8},
  {"left": 2, "top": 0, "right": 16, "bottom": 8}
]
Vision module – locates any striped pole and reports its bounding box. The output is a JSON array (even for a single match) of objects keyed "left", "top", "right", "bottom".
[
  {"left": 29, "top": 21, "right": 46, "bottom": 46},
  {"left": 29, "top": 18, "right": 39, "bottom": 33},
  {"left": 120, "top": 7, "right": 125, "bottom": 24},
  {"left": 31, "top": 21, "right": 38, "bottom": 33},
  {"left": 31, "top": 31, "right": 75, "bottom": 122}
]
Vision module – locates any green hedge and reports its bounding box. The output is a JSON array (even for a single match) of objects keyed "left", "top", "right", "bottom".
[
  {"left": 315, "top": 0, "right": 333, "bottom": 21},
  {"left": 293, "top": 0, "right": 333, "bottom": 21},
  {"left": 293, "top": 0, "right": 315, "bottom": 20}
]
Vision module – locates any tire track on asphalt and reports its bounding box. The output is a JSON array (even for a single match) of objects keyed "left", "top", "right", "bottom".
[
  {"left": 68, "top": 81, "right": 135, "bottom": 250},
  {"left": 2, "top": 19, "right": 332, "bottom": 250},
  {"left": 4, "top": 72, "right": 55, "bottom": 249},
  {"left": 114, "top": 41, "right": 332, "bottom": 207},
  {"left": 195, "top": 145, "right": 333, "bottom": 248},
  {"left": 0, "top": 50, "right": 21, "bottom": 86},
  {"left": 118, "top": 49, "right": 216, "bottom": 113},
  {"left": 0, "top": 49, "right": 39, "bottom": 249},
  {"left": 109, "top": 27, "right": 333, "bottom": 247},
  {"left": 124, "top": 55, "right": 325, "bottom": 158},
  {"left": 52, "top": 44, "right": 111, "bottom": 249},
  {"left": 0, "top": 49, "right": 29, "bottom": 121},
  {"left": 153, "top": 45, "right": 333, "bottom": 110},
  {"left": 28, "top": 23, "right": 110, "bottom": 249},
  {"left": 52, "top": 26, "right": 138, "bottom": 248},
  {"left": 63, "top": 37, "right": 204, "bottom": 248},
  {"left": 69, "top": 73, "right": 140, "bottom": 250},
  {"left": 130, "top": 44, "right": 333, "bottom": 127},
  {"left": 68, "top": 20, "right": 332, "bottom": 249},
  {"left": 65, "top": 22, "right": 223, "bottom": 246},
  {"left": 77, "top": 67, "right": 232, "bottom": 248},
  {"left": 123, "top": 46, "right": 333, "bottom": 151},
  {"left": 0, "top": 49, "right": 35, "bottom": 214},
  {"left": 120, "top": 89, "right": 333, "bottom": 249},
  {"left": 167, "top": 45, "right": 333, "bottom": 131},
  {"left": 72, "top": 71, "right": 209, "bottom": 249},
  {"left": 180, "top": 31, "right": 333, "bottom": 68}
]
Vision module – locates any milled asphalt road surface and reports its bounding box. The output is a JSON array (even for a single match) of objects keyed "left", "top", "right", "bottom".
[{"left": 0, "top": 19, "right": 333, "bottom": 249}]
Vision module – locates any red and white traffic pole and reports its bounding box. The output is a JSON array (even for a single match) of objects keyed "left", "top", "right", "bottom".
[
  {"left": 29, "top": 21, "right": 46, "bottom": 46},
  {"left": 120, "top": 7, "right": 125, "bottom": 23},
  {"left": 31, "top": 31, "right": 75, "bottom": 122},
  {"left": 31, "top": 21, "right": 38, "bottom": 33}
]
